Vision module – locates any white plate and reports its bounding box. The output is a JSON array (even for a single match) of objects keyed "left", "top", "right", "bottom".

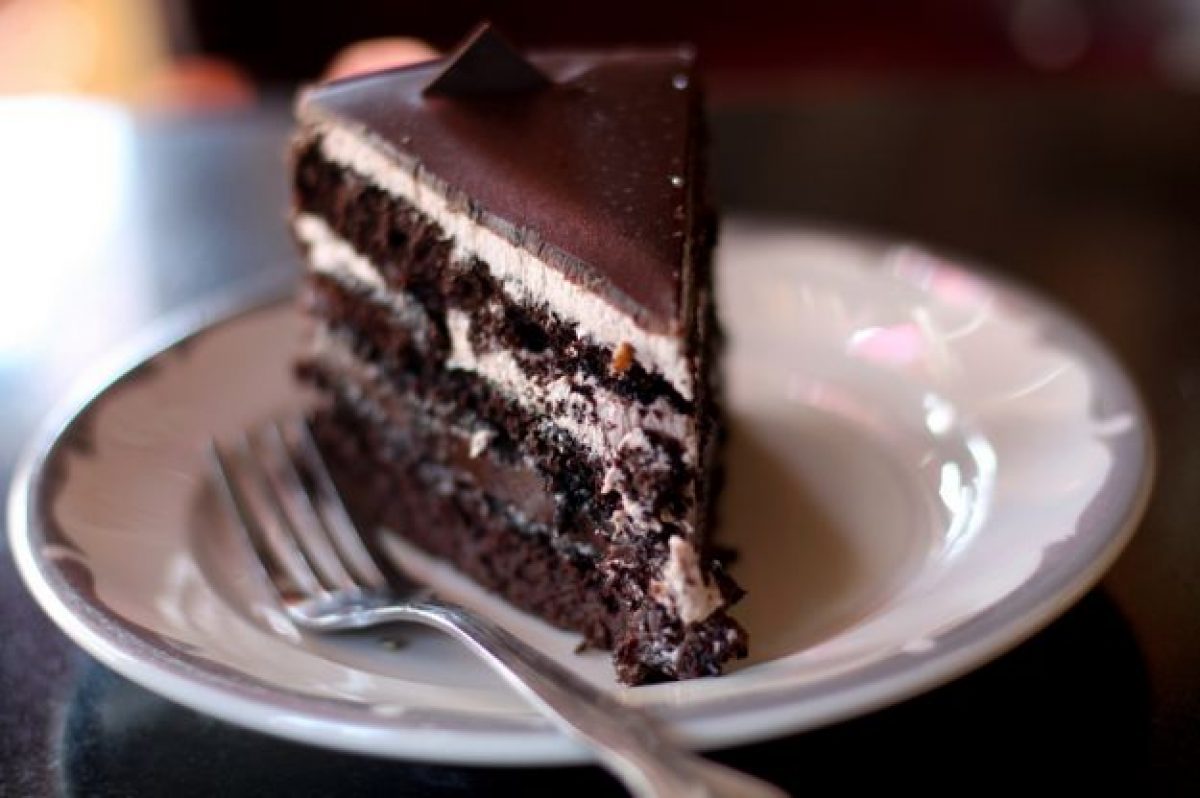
[{"left": 9, "top": 221, "right": 1153, "bottom": 764}]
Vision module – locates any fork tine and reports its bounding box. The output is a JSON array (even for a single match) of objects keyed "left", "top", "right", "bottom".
[
  {"left": 284, "top": 417, "right": 389, "bottom": 589},
  {"left": 255, "top": 422, "right": 358, "bottom": 593},
  {"left": 208, "top": 442, "right": 278, "bottom": 596},
  {"left": 212, "top": 433, "right": 325, "bottom": 600}
]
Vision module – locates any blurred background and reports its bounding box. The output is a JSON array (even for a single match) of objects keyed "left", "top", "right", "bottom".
[{"left": 3, "top": 0, "right": 1200, "bottom": 105}]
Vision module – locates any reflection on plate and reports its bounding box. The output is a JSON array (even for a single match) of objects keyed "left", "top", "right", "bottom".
[{"left": 9, "top": 221, "right": 1152, "bottom": 764}]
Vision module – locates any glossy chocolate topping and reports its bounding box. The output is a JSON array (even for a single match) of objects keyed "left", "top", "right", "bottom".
[{"left": 298, "top": 41, "right": 702, "bottom": 334}]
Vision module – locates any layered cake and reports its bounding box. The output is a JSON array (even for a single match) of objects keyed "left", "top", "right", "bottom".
[{"left": 290, "top": 25, "right": 747, "bottom": 683}]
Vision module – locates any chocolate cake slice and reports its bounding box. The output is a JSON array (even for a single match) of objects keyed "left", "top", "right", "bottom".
[{"left": 290, "top": 25, "right": 747, "bottom": 683}]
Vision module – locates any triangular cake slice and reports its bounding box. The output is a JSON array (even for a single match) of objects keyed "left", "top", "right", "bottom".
[{"left": 290, "top": 25, "right": 747, "bottom": 683}]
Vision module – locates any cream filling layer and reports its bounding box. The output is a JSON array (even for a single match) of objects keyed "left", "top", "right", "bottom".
[
  {"left": 312, "top": 123, "right": 695, "bottom": 401},
  {"left": 296, "top": 214, "right": 431, "bottom": 339},
  {"left": 444, "top": 310, "right": 694, "bottom": 464},
  {"left": 654, "top": 535, "right": 724, "bottom": 625}
]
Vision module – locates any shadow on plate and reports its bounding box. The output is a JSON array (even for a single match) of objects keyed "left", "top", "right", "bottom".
[
  {"left": 721, "top": 414, "right": 929, "bottom": 667},
  {"left": 55, "top": 590, "right": 1151, "bottom": 797}
]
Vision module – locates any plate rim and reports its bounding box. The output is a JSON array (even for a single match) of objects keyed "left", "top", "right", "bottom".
[{"left": 8, "top": 231, "right": 1156, "bottom": 765}]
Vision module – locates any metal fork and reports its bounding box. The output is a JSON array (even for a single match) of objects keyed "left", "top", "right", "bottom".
[{"left": 210, "top": 418, "right": 787, "bottom": 798}]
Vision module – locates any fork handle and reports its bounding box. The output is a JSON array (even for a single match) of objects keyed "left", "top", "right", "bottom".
[{"left": 393, "top": 599, "right": 787, "bottom": 798}]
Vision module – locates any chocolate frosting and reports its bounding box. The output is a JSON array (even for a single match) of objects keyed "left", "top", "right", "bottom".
[{"left": 299, "top": 41, "right": 702, "bottom": 334}]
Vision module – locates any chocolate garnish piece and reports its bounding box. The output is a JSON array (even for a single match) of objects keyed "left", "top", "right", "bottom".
[{"left": 423, "top": 22, "right": 550, "bottom": 97}]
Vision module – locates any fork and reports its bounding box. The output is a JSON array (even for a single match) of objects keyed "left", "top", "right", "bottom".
[{"left": 210, "top": 418, "right": 788, "bottom": 798}]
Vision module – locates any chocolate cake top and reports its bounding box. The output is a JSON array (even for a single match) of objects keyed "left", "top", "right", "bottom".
[{"left": 299, "top": 26, "right": 703, "bottom": 335}]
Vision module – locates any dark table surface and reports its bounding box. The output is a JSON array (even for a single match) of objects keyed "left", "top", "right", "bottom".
[{"left": 2, "top": 87, "right": 1197, "bottom": 796}]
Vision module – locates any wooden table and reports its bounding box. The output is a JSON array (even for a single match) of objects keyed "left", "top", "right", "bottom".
[{"left": 1, "top": 88, "right": 1196, "bottom": 794}]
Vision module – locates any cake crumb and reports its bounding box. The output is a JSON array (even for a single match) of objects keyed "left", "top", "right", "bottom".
[{"left": 611, "top": 342, "right": 635, "bottom": 374}]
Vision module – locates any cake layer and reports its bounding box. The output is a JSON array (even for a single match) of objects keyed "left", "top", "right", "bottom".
[
  {"left": 297, "top": 321, "right": 616, "bottom": 544},
  {"left": 442, "top": 307, "right": 694, "bottom": 466},
  {"left": 302, "top": 353, "right": 557, "bottom": 531},
  {"left": 311, "top": 399, "right": 748, "bottom": 683},
  {"left": 312, "top": 405, "right": 617, "bottom": 648}
]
